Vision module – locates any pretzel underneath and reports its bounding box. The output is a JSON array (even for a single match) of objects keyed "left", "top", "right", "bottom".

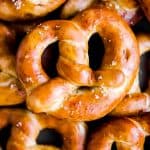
[
  {"left": 0, "top": 0, "right": 65, "bottom": 21},
  {"left": 0, "top": 24, "right": 25, "bottom": 105},
  {"left": 87, "top": 112, "right": 150, "bottom": 150},
  {"left": 0, "top": 109, "right": 86, "bottom": 150}
]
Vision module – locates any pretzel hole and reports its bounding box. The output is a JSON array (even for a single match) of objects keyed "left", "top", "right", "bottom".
[
  {"left": 144, "top": 136, "right": 150, "bottom": 150},
  {"left": 139, "top": 51, "right": 150, "bottom": 91},
  {"left": 36, "top": 128, "right": 63, "bottom": 148},
  {"left": 132, "top": 18, "right": 150, "bottom": 33},
  {"left": 88, "top": 33, "right": 105, "bottom": 70},
  {"left": 0, "top": 124, "right": 12, "bottom": 150},
  {"left": 112, "top": 142, "right": 117, "bottom": 150},
  {"left": 42, "top": 42, "right": 59, "bottom": 78}
]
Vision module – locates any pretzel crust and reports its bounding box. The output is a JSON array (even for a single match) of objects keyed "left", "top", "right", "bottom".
[
  {"left": 0, "top": 109, "right": 86, "bottom": 150},
  {"left": 61, "top": 0, "right": 142, "bottom": 25},
  {"left": 0, "top": 0, "right": 65, "bottom": 21},
  {"left": 110, "top": 33, "right": 150, "bottom": 116}
]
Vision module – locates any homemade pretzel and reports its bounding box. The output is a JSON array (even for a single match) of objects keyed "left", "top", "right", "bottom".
[
  {"left": 0, "top": 24, "right": 25, "bottom": 105},
  {"left": 17, "top": 7, "right": 139, "bottom": 121},
  {"left": 138, "top": 0, "right": 150, "bottom": 22},
  {"left": 87, "top": 112, "right": 150, "bottom": 150},
  {"left": 61, "top": 0, "right": 142, "bottom": 25},
  {"left": 0, "top": 109, "right": 86, "bottom": 150},
  {"left": 110, "top": 33, "right": 150, "bottom": 116},
  {"left": 0, "top": 0, "right": 65, "bottom": 21}
]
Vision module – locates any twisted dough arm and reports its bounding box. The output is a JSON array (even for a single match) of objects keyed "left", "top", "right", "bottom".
[
  {"left": 0, "top": 0, "right": 65, "bottom": 21},
  {"left": 0, "top": 24, "right": 25, "bottom": 105},
  {"left": 61, "top": 0, "right": 142, "bottom": 25},
  {"left": 110, "top": 33, "right": 150, "bottom": 116},
  {"left": 0, "top": 108, "right": 86, "bottom": 150},
  {"left": 87, "top": 113, "right": 150, "bottom": 150}
]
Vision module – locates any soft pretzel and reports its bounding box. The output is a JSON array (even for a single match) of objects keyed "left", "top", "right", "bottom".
[
  {"left": 0, "top": 24, "right": 25, "bottom": 105},
  {"left": 17, "top": 7, "right": 139, "bottom": 121},
  {"left": 138, "top": 0, "right": 150, "bottom": 22},
  {"left": 0, "top": 109, "right": 86, "bottom": 150},
  {"left": 61, "top": 0, "right": 142, "bottom": 25},
  {"left": 0, "top": 0, "right": 65, "bottom": 21},
  {"left": 87, "top": 112, "right": 150, "bottom": 150},
  {"left": 110, "top": 33, "right": 150, "bottom": 116}
]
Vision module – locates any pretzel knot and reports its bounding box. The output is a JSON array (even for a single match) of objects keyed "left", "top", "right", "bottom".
[
  {"left": 0, "top": 0, "right": 65, "bottom": 21},
  {"left": 17, "top": 7, "right": 139, "bottom": 121},
  {"left": 87, "top": 113, "right": 150, "bottom": 150},
  {"left": 0, "top": 109, "right": 86, "bottom": 150}
]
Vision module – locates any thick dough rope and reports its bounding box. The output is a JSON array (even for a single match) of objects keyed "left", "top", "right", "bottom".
[
  {"left": 17, "top": 7, "right": 139, "bottom": 121},
  {"left": 0, "top": 109, "right": 86, "bottom": 150},
  {"left": 87, "top": 112, "right": 150, "bottom": 150},
  {"left": 0, "top": 0, "right": 65, "bottom": 21},
  {"left": 110, "top": 33, "right": 150, "bottom": 116},
  {"left": 0, "top": 23, "right": 25, "bottom": 105}
]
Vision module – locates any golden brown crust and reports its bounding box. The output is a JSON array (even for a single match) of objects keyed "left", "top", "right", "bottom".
[
  {"left": 61, "top": 0, "right": 142, "bottom": 25},
  {"left": 110, "top": 33, "right": 150, "bottom": 116},
  {"left": 0, "top": 108, "right": 86, "bottom": 150},
  {"left": 17, "top": 7, "right": 139, "bottom": 121},
  {"left": 0, "top": 24, "right": 26, "bottom": 105},
  {"left": 87, "top": 114, "right": 148, "bottom": 149},
  {"left": 99, "top": 0, "right": 142, "bottom": 25},
  {"left": 0, "top": 0, "right": 65, "bottom": 21}
]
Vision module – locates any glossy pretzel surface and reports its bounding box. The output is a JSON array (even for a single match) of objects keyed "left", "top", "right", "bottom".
[
  {"left": 0, "top": 109, "right": 86, "bottom": 150},
  {"left": 0, "top": 0, "right": 65, "bottom": 21},
  {"left": 17, "top": 7, "right": 139, "bottom": 121}
]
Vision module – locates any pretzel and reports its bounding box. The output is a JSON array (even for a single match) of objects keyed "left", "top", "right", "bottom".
[
  {"left": 138, "top": 0, "right": 150, "bottom": 22},
  {"left": 17, "top": 7, "right": 139, "bottom": 121},
  {"left": 110, "top": 33, "right": 150, "bottom": 116},
  {"left": 0, "top": 24, "right": 26, "bottom": 105},
  {"left": 61, "top": 0, "right": 142, "bottom": 25},
  {"left": 0, "top": 0, "right": 65, "bottom": 21},
  {"left": 0, "top": 109, "right": 86, "bottom": 150},
  {"left": 87, "top": 112, "right": 150, "bottom": 150}
]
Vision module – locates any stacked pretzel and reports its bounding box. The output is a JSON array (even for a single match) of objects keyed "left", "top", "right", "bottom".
[{"left": 0, "top": 0, "right": 150, "bottom": 149}]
